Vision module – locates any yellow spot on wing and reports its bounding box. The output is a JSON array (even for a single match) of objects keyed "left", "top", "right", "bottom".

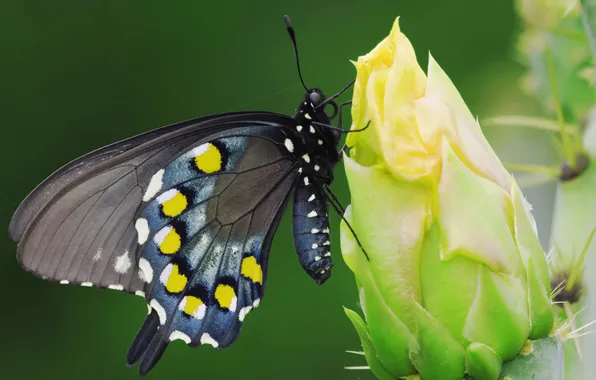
[
  {"left": 165, "top": 264, "right": 187, "bottom": 293},
  {"left": 194, "top": 143, "right": 222, "bottom": 173},
  {"left": 160, "top": 228, "right": 181, "bottom": 254},
  {"left": 215, "top": 284, "right": 236, "bottom": 310},
  {"left": 241, "top": 256, "right": 263, "bottom": 284},
  {"left": 183, "top": 295, "right": 203, "bottom": 316},
  {"left": 162, "top": 191, "right": 188, "bottom": 217}
]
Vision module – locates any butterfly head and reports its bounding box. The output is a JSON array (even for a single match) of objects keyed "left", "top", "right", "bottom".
[{"left": 297, "top": 89, "right": 342, "bottom": 147}]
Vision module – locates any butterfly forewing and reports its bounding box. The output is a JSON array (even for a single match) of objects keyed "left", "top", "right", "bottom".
[{"left": 9, "top": 112, "right": 298, "bottom": 295}]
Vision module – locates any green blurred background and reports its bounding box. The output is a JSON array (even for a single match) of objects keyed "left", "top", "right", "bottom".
[{"left": 0, "top": 1, "right": 558, "bottom": 379}]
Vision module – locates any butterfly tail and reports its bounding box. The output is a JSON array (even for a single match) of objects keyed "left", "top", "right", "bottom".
[
  {"left": 126, "top": 310, "right": 161, "bottom": 367},
  {"left": 139, "top": 330, "right": 170, "bottom": 376}
]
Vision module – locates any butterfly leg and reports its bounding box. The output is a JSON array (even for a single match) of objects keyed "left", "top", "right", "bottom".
[
  {"left": 336, "top": 100, "right": 352, "bottom": 131},
  {"left": 320, "top": 183, "right": 370, "bottom": 261}
]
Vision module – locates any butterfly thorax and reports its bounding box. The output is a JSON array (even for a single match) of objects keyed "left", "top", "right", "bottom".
[{"left": 289, "top": 89, "right": 340, "bottom": 183}]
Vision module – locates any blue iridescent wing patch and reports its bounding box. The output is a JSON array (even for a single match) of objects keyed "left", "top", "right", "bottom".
[{"left": 127, "top": 133, "right": 298, "bottom": 373}]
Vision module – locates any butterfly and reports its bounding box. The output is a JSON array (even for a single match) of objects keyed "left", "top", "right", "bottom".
[{"left": 8, "top": 15, "right": 368, "bottom": 375}]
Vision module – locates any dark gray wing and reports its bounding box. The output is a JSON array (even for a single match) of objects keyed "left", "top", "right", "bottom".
[{"left": 9, "top": 111, "right": 298, "bottom": 295}]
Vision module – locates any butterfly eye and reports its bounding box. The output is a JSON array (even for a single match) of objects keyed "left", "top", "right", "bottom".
[{"left": 309, "top": 91, "right": 323, "bottom": 106}]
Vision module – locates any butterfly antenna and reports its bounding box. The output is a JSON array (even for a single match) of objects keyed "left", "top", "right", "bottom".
[
  {"left": 284, "top": 15, "right": 309, "bottom": 92},
  {"left": 319, "top": 182, "right": 371, "bottom": 261}
]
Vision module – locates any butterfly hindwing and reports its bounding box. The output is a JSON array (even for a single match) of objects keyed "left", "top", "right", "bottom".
[
  {"left": 126, "top": 134, "right": 298, "bottom": 373},
  {"left": 9, "top": 112, "right": 299, "bottom": 296}
]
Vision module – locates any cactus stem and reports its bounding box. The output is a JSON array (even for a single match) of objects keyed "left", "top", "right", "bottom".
[
  {"left": 581, "top": 0, "right": 596, "bottom": 63},
  {"left": 516, "top": 173, "right": 558, "bottom": 189},
  {"left": 566, "top": 226, "right": 596, "bottom": 290},
  {"left": 545, "top": 39, "right": 577, "bottom": 167},
  {"left": 482, "top": 115, "right": 579, "bottom": 134},
  {"left": 551, "top": 27, "right": 588, "bottom": 41},
  {"left": 503, "top": 162, "right": 561, "bottom": 176}
]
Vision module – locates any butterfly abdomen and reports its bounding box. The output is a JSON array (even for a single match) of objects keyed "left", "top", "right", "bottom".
[{"left": 292, "top": 181, "right": 332, "bottom": 285}]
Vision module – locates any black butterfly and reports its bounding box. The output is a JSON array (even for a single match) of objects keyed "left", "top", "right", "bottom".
[{"left": 8, "top": 16, "right": 367, "bottom": 375}]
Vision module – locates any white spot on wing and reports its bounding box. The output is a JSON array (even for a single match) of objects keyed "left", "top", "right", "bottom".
[
  {"left": 108, "top": 284, "right": 124, "bottom": 291},
  {"left": 192, "top": 143, "right": 211, "bottom": 157},
  {"left": 296, "top": 125, "right": 303, "bottom": 132},
  {"left": 200, "top": 333, "right": 219, "bottom": 348},
  {"left": 312, "top": 243, "right": 318, "bottom": 249},
  {"left": 302, "top": 154, "right": 310, "bottom": 163},
  {"left": 323, "top": 241, "right": 330, "bottom": 246},
  {"left": 59, "top": 280, "right": 69, "bottom": 285},
  {"left": 317, "top": 139, "right": 323, "bottom": 145},
  {"left": 315, "top": 256, "right": 321, "bottom": 261},
  {"left": 322, "top": 228, "right": 329, "bottom": 233},
  {"left": 195, "top": 304, "right": 206, "bottom": 319},
  {"left": 135, "top": 290, "right": 146, "bottom": 297},
  {"left": 159, "top": 263, "right": 173, "bottom": 286},
  {"left": 303, "top": 177, "right": 309, "bottom": 186},
  {"left": 307, "top": 210, "right": 318, "bottom": 218},
  {"left": 314, "top": 164, "right": 320, "bottom": 172},
  {"left": 135, "top": 218, "right": 150, "bottom": 245},
  {"left": 154, "top": 225, "right": 172, "bottom": 246},
  {"left": 114, "top": 250, "right": 132, "bottom": 274},
  {"left": 150, "top": 299, "right": 167, "bottom": 324},
  {"left": 253, "top": 299, "right": 261, "bottom": 308},
  {"left": 239, "top": 306, "right": 252, "bottom": 321},
  {"left": 284, "top": 138, "right": 294, "bottom": 153},
  {"left": 178, "top": 296, "right": 206, "bottom": 320},
  {"left": 309, "top": 125, "right": 315, "bottom": 133},
  {"left": 311, "top": 228, "right": 319, "bottom": 234},
  {"left": 324, "top": 252, "right": 331, "bottom": 257},
  {"left": 143, "top": 169, "right": 165, "bottom": 202},
  {"left": 308, "top": 194, "right": 316, "bottom": 202},
  {"left": 138, "top": 257, "right": 154, "bottom": 283},
  {"left": 230, "top": 297, "right": 238, "bottom": 313},
  {"left": 169, "top": 331, "right": 191, "bottom": 344},
  {"left": 156, "top": 188, "right": 179, "bottom": 204},
  {"left": 81, "top": 282, "right": 93, "bottom": 287},
  {"left": 305, "top": 113, "right": 312, "bottom": 120},
  {"left": 92, "top": 248, "right": 102, "bottom": 262}
]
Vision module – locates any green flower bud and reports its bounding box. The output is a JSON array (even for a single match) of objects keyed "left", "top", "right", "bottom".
[{"left": 341, "top": 18, "right": 555, "bottom": 380}]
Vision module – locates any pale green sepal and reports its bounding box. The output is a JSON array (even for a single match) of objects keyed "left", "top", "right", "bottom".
[
  {"left": 510, "top": 183, "right": 554, "bottom": 339},
  {"left": 437, "top": 138, "right": 522, "bottom": 276},
  {"left": 498, "top": 338, "right": 564, "bottom": 380},
  {"left": 419, "top": 222, "right": 477, "bottom": 346},
  {"left": 511, "top": 182, "right": 550, "bottom": 289},
  {"left": 466, "top": 343, "right": 502, "bottom": 380},
  {"left": 463, "top": 266, "right": 529, "bottom": 361},
  {"left": 343, "top": 154, "right": 428, "bottom": 328},
  {"left": 341, "top": 205, "right": 419, "bottom": 377},
  {"left": 409, "top": 301, "right": 466, "bottom": 380},
  {"left": 343, "top": 307, "right": 395, "bottom": 380},
  {"left": 525, "top": 256, "right": 554, "bottom": 339}
]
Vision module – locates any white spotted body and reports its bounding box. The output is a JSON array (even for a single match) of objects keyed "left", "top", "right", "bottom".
[{"left": 285, "top": 92, "right": 339, "bottom": 284}]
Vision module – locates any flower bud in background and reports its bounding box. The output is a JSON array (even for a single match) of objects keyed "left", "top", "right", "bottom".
[
  {"left": 341, "top": 18, "right": 555, "bottom": 380},
  {"left": 515, "top": 0, "right": 578, "bottom": 29}
]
